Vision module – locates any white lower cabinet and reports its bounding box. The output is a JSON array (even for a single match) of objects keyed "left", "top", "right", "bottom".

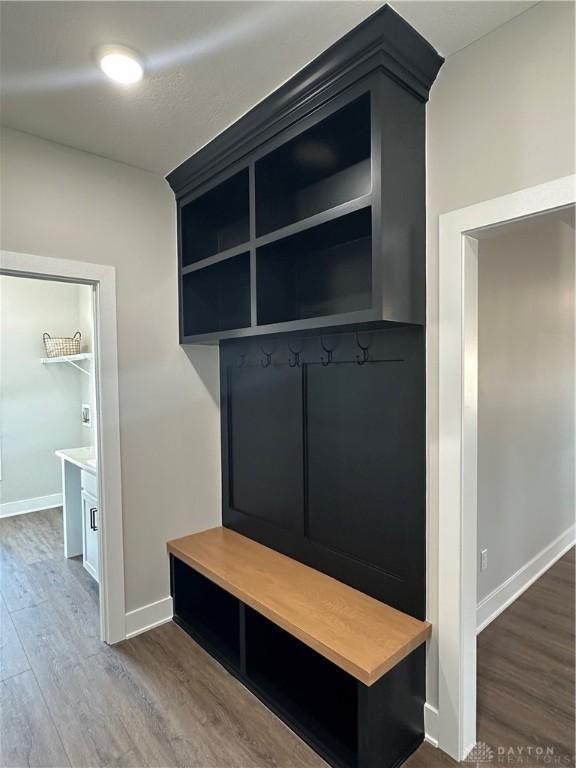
[{"left": 81, "top": 490, "right": 99, "bottom": 582}]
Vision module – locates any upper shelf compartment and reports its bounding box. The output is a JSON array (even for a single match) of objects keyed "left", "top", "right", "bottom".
[
  {"left": 255, "top": 93, "right": 371, "bottom": 237},
  {"left": 257, "top": 207, "right": 372, "bottom": 326},
  {"left": 167, "top": 5, "right": 444, "bottom": 343},
  {"left": 180, "top": 169, "right": 249, "bottom": 266}
]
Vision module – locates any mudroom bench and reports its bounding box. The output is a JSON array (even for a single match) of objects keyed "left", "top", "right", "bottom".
[{"left": 168, "top": 527, "right": 431, "bottom": 768}]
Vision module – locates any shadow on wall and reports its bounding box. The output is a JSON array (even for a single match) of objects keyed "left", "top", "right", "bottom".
[{"left": 182, "top": 345, "right": 220, "bottom": 407}]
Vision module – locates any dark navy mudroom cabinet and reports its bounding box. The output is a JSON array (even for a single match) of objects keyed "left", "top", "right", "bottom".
[{"left": 166, "top": 6, "right": 443, "bottom": 768}]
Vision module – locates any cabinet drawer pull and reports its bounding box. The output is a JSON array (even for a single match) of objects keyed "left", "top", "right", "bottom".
[{"left": 90, "top": 507, "right": 98, "bottom": 531}]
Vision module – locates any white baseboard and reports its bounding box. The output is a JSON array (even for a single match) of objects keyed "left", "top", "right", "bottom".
[
  {"left": 477, "top": 525, "right": 575, "bottom": 633},
  {"left": 0, "top": 493, "right": 63, "bottom": 518},
  {"left": 125, "top": 596, "right": 173, "bottom": 640},
  {"left": 424, "top": 703, "right": 439, "bottom": 747}
]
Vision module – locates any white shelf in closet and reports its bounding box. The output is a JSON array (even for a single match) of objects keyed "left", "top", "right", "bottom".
[{"left": 40, "top": 352, "right": 93, "bottom": 374}]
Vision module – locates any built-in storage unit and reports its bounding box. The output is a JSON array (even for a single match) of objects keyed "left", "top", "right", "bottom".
[
  {"left": 169, "top": 528, "right": 430, "bottom": 768},
  {"left": 166, "top": 6, "right": 442, "bottom": 768},
  {"left": 167, "top": 7, "right": 443, "bottom": 344}
]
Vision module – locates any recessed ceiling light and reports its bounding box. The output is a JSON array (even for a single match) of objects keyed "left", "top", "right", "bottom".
[{"left": 98, "top": 45, "right": 143, "bottom": 85}]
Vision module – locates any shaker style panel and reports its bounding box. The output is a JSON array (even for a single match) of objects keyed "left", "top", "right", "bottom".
[{"left": 227, "top": 362, "right": 304, "bottom": 533}]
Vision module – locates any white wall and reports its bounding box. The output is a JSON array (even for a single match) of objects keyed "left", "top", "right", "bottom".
[
  {"left": 426, "top": 0, "right": 575, "bottom": 712},
  {"left": 0, "top": 275, "right": 92, "bottom": 509},
  {"left": 0, "top": 129, "right": 221, "bottom": 613},
  {"left": 477, "top": 210, "right": 575, "bottom": 602}
]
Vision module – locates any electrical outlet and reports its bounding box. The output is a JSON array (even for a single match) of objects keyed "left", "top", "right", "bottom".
[
  {"left": 81, "top": 403, "right": 91, "bottom": 427},
  {"left": 480, "top": 549, "right": 488, "bottom": 572}
]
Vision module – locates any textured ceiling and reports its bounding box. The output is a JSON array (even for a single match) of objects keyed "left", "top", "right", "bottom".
[{"left": 0, "top": 1, "right": 538, "bottom": 176}]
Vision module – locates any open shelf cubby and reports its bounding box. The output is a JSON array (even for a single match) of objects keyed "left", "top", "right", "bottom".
[
  {"left": 255, "top": 93, "right": 371, "bottom": 236},
  {"left": 245, "top": 607, "right": 358, "bottom": 768},
  {"left": 182, "top": 253, "right": 251, "bottom": 337},
  {"left": 169, "top": 5, "right": 444, "bottom": 341},
  {"left": 257, "top": 207, "right": 372, "bottom": 325},
  {"left": 180, "top": 168, "right": 249, "bottom": 266},
  {"left": 171, "top": 557, "right": 240, "bottom": 669}
]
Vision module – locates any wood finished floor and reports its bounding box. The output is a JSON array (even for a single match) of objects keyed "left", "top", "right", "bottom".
[{"left": 0, "top": 508, "right": 573, "bottom": 768}]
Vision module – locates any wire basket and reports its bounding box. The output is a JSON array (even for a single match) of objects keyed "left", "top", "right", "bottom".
[{"left": 42, "top": 332, "right": 81, "bottom": 358}]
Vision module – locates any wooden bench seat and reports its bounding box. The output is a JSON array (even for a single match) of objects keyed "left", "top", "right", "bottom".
[{"left": 167, "top": 526, "right": 430, "bottom": 686}]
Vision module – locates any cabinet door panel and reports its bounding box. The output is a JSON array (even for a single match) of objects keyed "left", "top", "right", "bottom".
[{"left": 82, "top": 493, "right": 99, "bottom": 582}]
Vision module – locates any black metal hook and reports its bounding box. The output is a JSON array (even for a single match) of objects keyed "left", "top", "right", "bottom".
[
  {"left": 320, "top": 335, "right": 337, "bottom": 367},
  {"left": 355, "top": 331, "right": 371, "bottom": 365},
  {"left": 288, "top": 340, "right": 303, "bottom": 368},
  {"left": 260, "top": 343, "right": 275, "bottom": 368}
]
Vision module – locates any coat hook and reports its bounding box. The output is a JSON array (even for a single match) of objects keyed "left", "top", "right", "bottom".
[
  {"left": 237, "top": 353, "right": 247, "bottom": 369},
  {"left": 260, "top": 343, "right": 275, "bottom": 368},
  {"left": 355, "top": 331, "right": 371, "bottom": 365},
  {"left": 288, "top": 340, "right": 303, "bottom": 368},
  {"left": 320, "top": 335, "right": 337, "bottom": 367}
]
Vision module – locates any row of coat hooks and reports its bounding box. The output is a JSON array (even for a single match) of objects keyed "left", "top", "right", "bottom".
[{"left": 237, "top": 332, "right": 373, "bottom": 369}]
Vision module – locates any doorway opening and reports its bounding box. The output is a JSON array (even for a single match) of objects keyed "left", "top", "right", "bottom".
[
  {"left": 437, "top": 176, "right": 576, "bottom": 761},
  {"left": 474, "top": 207, "right": 574, "bottom": 760},
  {"left": 0, "top": 250, "right": 125, "bottom": 645},
  {"left": 1, "top": 275, "right": 101, "bottom": 629}
]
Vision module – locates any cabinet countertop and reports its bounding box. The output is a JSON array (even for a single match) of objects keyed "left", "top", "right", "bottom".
[{"left": 55, "top": 446, "right": 97, "bottom": 475}]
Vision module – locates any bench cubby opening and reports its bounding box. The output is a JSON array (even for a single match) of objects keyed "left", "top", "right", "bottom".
[
  {"left": 245, "top": 606, "right": 359, "bottom": 768},
  {"left": 171, "top": 555, "right": 240, "bottom": 670}
]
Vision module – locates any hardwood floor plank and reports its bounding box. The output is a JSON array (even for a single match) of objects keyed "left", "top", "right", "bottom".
[
  {"left": 0, "top": 669, "right": 70, "bottom": 768},
  {"left": 0, "top": 510, "right": 67, "bottom": 613},
  {"left": 476, "top": 548, "right": 575, "bottom": 762},
  {"left": 0, "top": 508, "right": 63, "bottom": 566},
  {"left": 476, "top": 642, "right": 574, "bottom": 719},
  {"left": 11, "top": 595, "right": 103, "bottom": 670},
  {"left": 29, "top": 652, "right": 139, "bottom": 767},
  {"left": 113, "top": 623, "right": 327, "bottom": 768},
  {"left": 32, "top": 644, "right": 299, "bottom": 768},
  {"left": 404, "top": 742, "right": 457, "bottom": 767},
  {"left": 0, "top": 553, "right": 49, "bottom": 613},
  {"left": 0, "top": 595, "right": 30, "bottom": 681},
  {"left": 28, "top": 555, "right": 101, "bottom": 626}
]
